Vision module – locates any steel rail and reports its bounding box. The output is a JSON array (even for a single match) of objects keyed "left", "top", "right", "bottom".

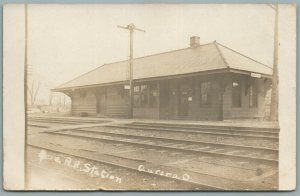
[
  {"left": 74, "top": 128, "right": 278, "bottom": 152},
  {"left": 130, "top": 121, "right": 279, "bottom": 133},
  {"left": 106, "top": 124, "right": 279, "bottom": 141},
  {"left": 44, "top": 130, "right": 278, "bottom": 166},
  {"left": 131, "top": 122, "right": 280, "bottom": 134},
  {"left": 28, "top": 117, "right": 108, "bottom": 124}
]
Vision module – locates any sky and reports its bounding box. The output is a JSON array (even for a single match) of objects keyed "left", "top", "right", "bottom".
[{"left": 25, "top": 4, "right": 279, "bottom": 104}]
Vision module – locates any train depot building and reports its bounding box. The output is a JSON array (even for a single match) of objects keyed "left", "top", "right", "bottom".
[{"left": 54, "top": 37, "right": 273, "bottom": 121}]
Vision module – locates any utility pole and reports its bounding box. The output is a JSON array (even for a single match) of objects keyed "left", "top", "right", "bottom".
[
  {"left": 117, "top": 23, "right": 145, "bottom": 118},
  {"left": 24, "top": 4, "right": 29, "bottom": 189},
  {"left": 270, "top": 4, "right": 279, "bottom": 121}
]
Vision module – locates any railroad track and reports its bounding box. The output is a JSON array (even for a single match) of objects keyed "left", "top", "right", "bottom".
[
  {"left": 27, "top": 117, "right": 109, "bottom": 124},
  {"left": 43, "top": 128, "right": 278, "bottom": 166},
  {"left": 27, "top": 124, "right": 49, "bottom": 128},
  {"left": 28, "top": 118, "right": 278, "bottom": 162},
  {"left": 27, "top": 118, "right": 278, "bottom": 190},
  {"left": 28, "top": 138, "right": 277, "bottom": 190},
  {"left": 131, "top": 122, "right": 280, "bottom": 133},
  {"left": 105, "top": 124, "right": 279, "bottom": 141},
  {"left": 28, "top": 117, "right": 279, "bottom": 139}
]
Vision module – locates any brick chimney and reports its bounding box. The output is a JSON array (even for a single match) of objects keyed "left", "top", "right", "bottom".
[{"left": 190, "top": 36, "right": 200, "bottom": 48}]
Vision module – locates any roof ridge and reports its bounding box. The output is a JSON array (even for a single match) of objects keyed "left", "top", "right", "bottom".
[
  {"left": 97, "top": 47, "right": 192, "bottom": 68},
  {"left": 107, "top": 41, "right": 215, "bottom": 64},
  {"left": 216, "top": 42, "right": 273, "bottom": 70},
  {"left": 213, "top": 41, "right": 230, "bottom": 68},
  {"left": 101, "top": 41, "right": 217, "bottom": 66}
]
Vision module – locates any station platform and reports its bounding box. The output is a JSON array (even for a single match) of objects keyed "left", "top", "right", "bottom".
[{"left": 28, "top": 113, "right": 279, "bottom": 129}]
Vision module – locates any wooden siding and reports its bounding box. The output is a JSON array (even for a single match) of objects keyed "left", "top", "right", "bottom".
[
  {"left": 223, "top": 76, "right": 266, "bottom": 119},
  {"left": 133, "top": 108, "right": 159, "bottom": 119},
  {"left": 72, "top": 91, "right": 97, "bottom": 116},
  {"left": 69, "top": 73, "right": 270, "bottom": 121},
  {"left": 158, "top": 74, "right": 268, "bottom": 121},
  {"left": 189, "top": 77, "right": 220, "bottom": 120},
  {"left": 159, "top": 77, "right": 221, "bottom": 120},
  {"left": 106, "top": 86, "right": 129, "bottom": 118}
]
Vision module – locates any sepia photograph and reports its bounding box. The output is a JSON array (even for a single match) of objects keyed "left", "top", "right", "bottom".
[{"left": 3, "top": 3, "right": 296, "bottom": 191}]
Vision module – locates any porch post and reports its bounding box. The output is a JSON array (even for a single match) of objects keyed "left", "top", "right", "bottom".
[
  {"left": 90, "top": 88, "right": 99, "bottom": 114},
  {"left": 218, "top": 74, "right": 230, "bottom": 121},
  {"left": 103, "top": 86, "right": 107, "bottom": 116},
  {"left": 157, "top": 81, "right": 160, "bottom": 119},
  {"left": 219, "top": 90, "right": 224, "bottom": 121}
]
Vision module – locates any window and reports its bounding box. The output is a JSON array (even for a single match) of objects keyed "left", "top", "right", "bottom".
[
  {"left": 133, "top": 84, "right": 158, "bottom": 107},
  {"left": 134, "top": 85, "right": 140, "bottom": 107},
  {"left": 200, "top": 81, "right": 212, "bottom": 107},
  {"left": 140, "top": 85, "right": 148, "bottom": 106},
  {"left": 134, "top": 86, "right": 140, "bottom": 92},
  {"left": 249, "top": 83, "right": 258, "bottom": 108},
  {"left": 232, "top": 80, "right": 242, "bottom": 107}
]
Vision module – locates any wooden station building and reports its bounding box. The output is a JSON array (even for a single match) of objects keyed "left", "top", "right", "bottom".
[{"left": 53, "top": 37, "right": 273, "bottom": 121}]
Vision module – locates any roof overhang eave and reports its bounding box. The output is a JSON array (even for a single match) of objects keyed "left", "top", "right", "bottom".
[
  {"left": 52, "top": 68, "right": 272, "bottom": 92},
  {"left": 52, "top": 69, "right": 230, "bottom": 92},
  {"left": 51, "top": 80, "right": 128, "bottom": 92},
  {"left": 228, "top": 68, "right": 273, "bottom": 79}
]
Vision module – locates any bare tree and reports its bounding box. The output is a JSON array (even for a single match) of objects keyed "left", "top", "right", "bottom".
[{"left": 27, "top": 79, "right": 41, "bottom": 106}]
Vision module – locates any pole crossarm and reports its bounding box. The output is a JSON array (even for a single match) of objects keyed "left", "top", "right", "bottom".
[
  {"left": 117, "top": 23, "right": 146, "bottom": 32},
  {"left": 267, "top": 4, "right": 276, "bottom": 10}
]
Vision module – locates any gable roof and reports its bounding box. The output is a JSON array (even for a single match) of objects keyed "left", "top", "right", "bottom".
[{"left": 54, "top": 41, "right": 272, "bottom": 91}]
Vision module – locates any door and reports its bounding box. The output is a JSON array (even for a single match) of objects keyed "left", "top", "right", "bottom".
[
  {"left": 159, "top": 81, "right": 170, "bottom": 119},
  {"left": 178, "top": 84, "right": 190, "bottom": 118}
]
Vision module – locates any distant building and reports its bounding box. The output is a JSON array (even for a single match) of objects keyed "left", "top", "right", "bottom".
[{"left": 53, "top": 36, "right": 272, "bottom": 121}]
